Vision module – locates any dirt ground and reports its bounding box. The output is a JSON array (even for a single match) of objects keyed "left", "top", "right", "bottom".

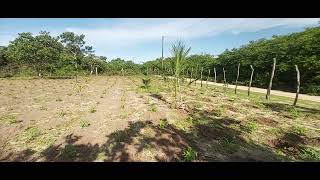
[{"left": 0, "top": 76, "right": 319, "bottom": 162}]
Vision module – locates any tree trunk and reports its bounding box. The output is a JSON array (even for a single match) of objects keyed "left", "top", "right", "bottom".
[
  {"left": 266, "top": 58, "right": 276, "bottom": 100},
  {"left": 190, "top": 68, "right": 193, "bottom": 84},
  {"left": 95, "top": 66, "right": 98, "bottom": 76},
  {"left": 200, "top": 67, "right": 203, "bottom": 87},
  {"left": 214, "top": 67, "right": 216, "bottom": 83},
  {"left": 248, "top": 65, "right": 254, "bottom": 96},
  {"left": 293, "top": 65, "right": 300, "bottom": 106},
  {"left": 195, "top": 65, "right": 198, "bottom": 86},
  {"left": 206, "top": 69, "right": 210, "bottom": 88},
  {"left": 90, "top": 64, "right": 93, "bottom": 75},
  {"left": 175, "top": 76, "right": 178, "bottom": 108},
  {"left": 223, "top": 67, "right": 227, "bottom": 87},
  {"left": 235, "top": 63, "right": 240, "bottom": 94}
]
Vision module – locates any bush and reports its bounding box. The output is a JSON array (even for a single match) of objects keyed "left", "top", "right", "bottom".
[
  {"left": 142, "top": 78, "right": 151, "bottom": 88},
  {"left": 302, "top": 85, "right": 320, "bottom": 96},
  {"left": 0, "top": 73, "right": 13, "bottom": 78},
  {"left": 183, "top": 147, "right": 198, "bottom": 162}
]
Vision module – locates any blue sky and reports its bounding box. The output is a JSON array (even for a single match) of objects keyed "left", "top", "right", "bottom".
[{"left": 0, "top": 18, "right": 319, "bottom": 64}]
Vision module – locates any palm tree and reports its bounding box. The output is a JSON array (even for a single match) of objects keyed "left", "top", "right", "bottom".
[{"left": 171, "top": 41, "right": 191, "bottom": 108}]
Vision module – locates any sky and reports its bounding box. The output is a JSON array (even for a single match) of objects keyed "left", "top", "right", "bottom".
[{"left": 0, "top": 18, "right": 319, "bottom": 64}]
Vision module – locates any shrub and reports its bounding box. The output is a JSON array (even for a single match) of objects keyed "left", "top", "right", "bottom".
[
  {"left": 142, "top": 78, "right": 151, "bottom": 88},
  {"left": 183, "top": 147, "right": 198, "bottom": 162},
  {"left": 80, "top": 120, "right": 90, "bottom": 128}
]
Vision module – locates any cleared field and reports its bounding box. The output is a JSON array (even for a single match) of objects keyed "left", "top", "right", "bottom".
[{"left": 0, "top": 76, "right": 319, "bottom": 161}]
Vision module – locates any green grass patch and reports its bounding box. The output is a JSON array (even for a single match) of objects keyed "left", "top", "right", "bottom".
[
  {"left": 183, "top": 147, "right": 198, "bottom": 162},
  {"left": 243, "top": 118, "right": 258, "bottom": 134},
  {"left": 0, "top": 115, "right": 18, "bottom": 124},
  {"left": 292, "top": 125, "right": 306, "bottom": 136},
  {"left": 300, "top": 147, "right": 320, "bottom": 161},
  {"left": 61, "top": 144, "right": 77, "bottom": 159},
  {"left": 150, "top": 103, "right": 157, "bottom": 112},
  {"left": 80, "top": 120, "right": 91, "bottom": 128},
  {"left": 89, "top": 107, "right": 97, "bottom": 113},
  {"left": 159, "top": 119, "right": 169, "bottom": 129},
  {"left": 173, "top": 117, "right": 194, "bottom": 132},
  {"left": 19, "top": 127, "right": 41, "bottom": 142}
]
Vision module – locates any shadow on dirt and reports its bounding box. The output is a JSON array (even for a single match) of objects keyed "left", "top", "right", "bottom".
[
  {"left": 263, "top": 102, "right": 320, "bottom": 114},
  {"left": 2, "top": 109, "right": 295, "bottom": 162}
]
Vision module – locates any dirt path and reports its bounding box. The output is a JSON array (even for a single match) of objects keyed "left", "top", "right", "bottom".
[{"left": 160, "top": 76, "right": 320, "bottom": 103}]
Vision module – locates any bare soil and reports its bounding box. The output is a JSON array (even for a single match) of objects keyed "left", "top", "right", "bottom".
[{"left": 0, "top": 76, "right": 319, "bottom": 162}]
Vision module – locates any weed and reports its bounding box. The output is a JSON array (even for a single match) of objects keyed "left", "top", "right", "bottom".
[
  {"left": 80, "top": 120, "right": 90, "bottom": 128},
  {"left": 300, "top": 148, "right": 320, "bottom": 161},
  {"left": 56, "top": 97, "right": 63, "bottom": 102},
  {"left": 58, "top": 110, "right": 68, "bottom": 117},
  {"left": 114, "top": 130, "right": 127, "bottom": 142},
  {"left": 89, "top": 107, "right": 97, "bottom": 113},
  {"left": 173, "top": 117, "right": 194, "bottom": 132},
  {"left": 120, "top": 104, "right": 125, "bottom": 109},
  {"left": 292, "top": 125, "right": 306, "bottom": 136},
  {"left": 243, "top": 118, "right": 258, "bottom": 133},
  {"left": 150, "top": 103, "right": 157, "bottom": 112},
  {"left": 102, "top": 89, "right": 107, "bottom": 95},
  {"left": 40, "top": 106, "right": 47, "bottom": 111},
  {"left": 219, "top": 137, "right": 239, "bottom": 154},
  {"left": 61, "top": 144, "right": 77, "bottom": 159},
  {"left": 120, "top": 113, "right": 128, "bottom": 119},
  {"left": 193, "top": 101, "right": 202, "bottom": 108},
  {"left": 159, "top": 119, "right": 168, "bottom": 129},
  {"left": 0, "top": 115, "right": 18, "bottom": 124},
  {"left": 142, "top": 78, "right": 151, "bottom": 88},
  {"left": 213, "top": 106, "right": 224, "bottom": 117},
  {"left": 183, "top": 147, "right": 198, "bottom": 162},
  {"left": 287, "top": 107, "right": 302, "bottom": 119},
  {"left": 20, "top": 127, "right": 41, "bottom": 142}
]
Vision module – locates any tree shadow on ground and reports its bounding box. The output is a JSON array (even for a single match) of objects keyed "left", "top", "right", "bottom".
[
  {"left": 149, "top": 93, "right": 170, "bottom": 105},
  {"left": 40, "top": 133, "right": 100, "bottom": 162},
  {"left": 2, "top": 109, "right": 299, "bottom": 162},
  {"left": 262, "top": 102, "right": 320, "bottom": 114}
]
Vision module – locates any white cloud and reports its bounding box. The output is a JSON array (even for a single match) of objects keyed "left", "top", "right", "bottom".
[
  {"left": 0, "top": 34, "right": 15, "bottom": 46},
  {"left": 65, "top": 18, "right": 319, "bottom": 49}
]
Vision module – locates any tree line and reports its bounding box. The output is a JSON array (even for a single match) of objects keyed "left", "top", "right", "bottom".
[
  {"left": 1, "top": 27, "right": 319, "bottom": 95},
  {"left": 143, "top": 27, "right": 320, "bottom": 95},
  {"left": 0, "top": 31, "right": 142, "bottom": 77}
]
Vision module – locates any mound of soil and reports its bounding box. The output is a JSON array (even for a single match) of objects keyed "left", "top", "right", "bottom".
[
  {"left": 224, "top": 105, "right": 238, "bottom": 112},
  {"left": 269, "top": 133, "right": 306, "bottom": 155},
  {"left": 255, "top": 117, "right": 278, "bottom": 127}
]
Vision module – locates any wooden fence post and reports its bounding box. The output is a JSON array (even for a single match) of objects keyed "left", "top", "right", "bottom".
[
  {"left": 200, "top": 67, "right": 203, "bottom": 87},
  {"left": 293, "top": 65, "right": 300, "bottom": 106},
  {"left": 248, "top": 65, "right": 254, "bottom": 96},
  {"left": 195, "top": 65, "right": 198, "bottom": 86},
  {"left": 223, "top": 67, "right": 227, "bottom": 89},
  {"left": 266, "top": 58, "right": 276, "bottom": 100},
  {"left": 190, "top": 67, "right": 193, "bottom": 84},
  {"left": 206, "top": 69, "right": 211, "bottom": 88},
  {"left": 235, "top": 63, "right": 240, "bottom": 94},
  {"left": 214, "top": 67, "right": 216, "bottom": 83}
]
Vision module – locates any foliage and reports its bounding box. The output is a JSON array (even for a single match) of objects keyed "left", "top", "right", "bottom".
[
  {"left": 80, "top": 120, "right": 91, "bottom": 128},
  {"left": 183, "top": 147, "right": 198, "bottom": 162},
  {"left": 143, "top": 27, "right": 320, "bottom": 95},
  {"left": 142, "top": 78, "right": 151, "bottom": 88},
  {"left": 300, "top": 148, "right": 320, "bottom": 161}
]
